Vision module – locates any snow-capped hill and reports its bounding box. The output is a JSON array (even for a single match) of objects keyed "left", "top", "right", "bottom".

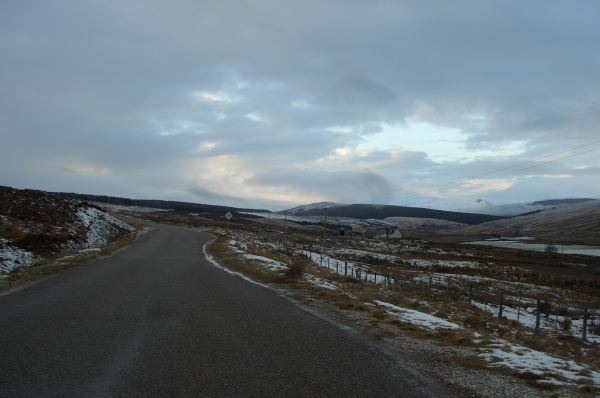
[
  {"left": 464, "top": 198, "right": 596, "bottom": 216},
  {"left": 282, "top": 203, "right": 502, "bottom": 225},
  {"left": 283, "top": 202, "right": 342, "bottom": 215},
  {"left": 461, "top": 199, "right": 600, "bottom": 245},
  {"left": 0, "top": 186, "right": 133, "bottom": 273}
]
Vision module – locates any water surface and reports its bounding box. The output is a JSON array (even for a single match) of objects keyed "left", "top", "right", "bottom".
[{"left": 466, "top": 240, "right": 600, "bottom": 257}]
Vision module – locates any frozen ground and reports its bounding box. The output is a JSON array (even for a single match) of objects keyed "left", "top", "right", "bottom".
[
  {"left": 1, "top": 204, "right": 133, "bottom": 274},
  {"left": 0, "top": 239, "right": 36, "bottom": 273},
  {"left": 481, "top": 339, "right": 600, "bottom": 387},
  {"left": 305, "top": 275, "right": 339, "bottom": 290},
  {"left": 375, "top": 300, "right": 460, "bottom": 330},
  {"left": 242, "top": 253, "right": 288, "bottom": 271},
  {"left": 76, "top": 207, "right": 134, "bottom": 249},
  {"left": 404, "top": 258, "right": 480, "bottom": 268}
]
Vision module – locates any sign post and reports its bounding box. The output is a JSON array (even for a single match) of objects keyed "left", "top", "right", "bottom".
[{"left": 225, "top": 211, "right": 232, "bottom": 232}]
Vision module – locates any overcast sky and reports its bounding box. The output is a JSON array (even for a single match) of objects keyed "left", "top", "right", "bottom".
[{"left": 1, "top": 1, "right": 599, "bottom": 211}]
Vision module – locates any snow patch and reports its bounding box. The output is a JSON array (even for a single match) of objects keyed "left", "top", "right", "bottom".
[
  {"left": 0, "top": 239, "right": 36, "bottom": 273},
  {"left": 76, "top": 207, "right": 133, "bottom": 249},
  {"left": 305, "top": 275, "right": 339, "bottom": 290},
  {"left": 242, "top": 254, "right": 288, "bottom": 271},
  {"left": 374, "top": 300, "right": 460, "bottom": 330},
  {"left": 405, "top": 259, "right": 480, "bottom": 269},
  {"left": 202, "top": 240, "right": 268, "bottom": 287},
  {"left": 481, "top": 339, "right": 600, "bottom": 386}
]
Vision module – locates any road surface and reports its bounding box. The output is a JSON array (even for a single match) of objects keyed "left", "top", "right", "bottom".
[{"left": 0, "top": 222, "right": 449, "bottom": 397}]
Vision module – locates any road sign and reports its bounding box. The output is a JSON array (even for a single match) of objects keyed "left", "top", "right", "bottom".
[{"left": 225, "top": 211, "right": 233, "bottom": 220}]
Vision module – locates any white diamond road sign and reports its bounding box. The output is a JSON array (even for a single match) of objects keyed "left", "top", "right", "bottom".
[{"left": 225, "top": 211, "right": 233, "bottom": 220}]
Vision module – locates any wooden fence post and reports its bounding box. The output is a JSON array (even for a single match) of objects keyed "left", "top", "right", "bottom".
[
  {"left": 582, "top": 308, "right": 588, "bottom": 341},
  {"left": 469, "top": 285, "right": 473, "bottom": 304},
  {"left": 535, "top": 299, "right": 541, "bottom": 330},
  {"left": 498, "top": 291, "right": 504, "bottom": 319}
]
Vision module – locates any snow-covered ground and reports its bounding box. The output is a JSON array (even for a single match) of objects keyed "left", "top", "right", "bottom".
[
  {"left": 332, "top": 247, "right": 400, "bottom": 261},
  {"left": 228, "top": 236, "right": 344, "bottom": 292},
  {"left": 76, "top": 207, "right": 134, "bottom": 249},
  {"left": 404, "top": 259, "right": 480, "bottom": 269},
  {"left": 375, "top": 300, "right": 460, "bottom": 330},
  {"left": 242, "top": 253, "right": 288, "bottom": 271},
  {"left": 371, "top": 295, "right": 600, "bottom": 387},
  {"left": 227, "top": 240, "right": 288, "bottom": 272},
  {"left": 0, "top": 239, "right": 36, "bottom": 273},
  {"left": 305, "top": 275, "right": 339, "bottom": 290},
  {"left": 481, "top": 339, "right": 600, "bottom": 387},
  {"left": 219, "top": 229, "right": 600, "bottom": 390},
  {"left": 301, "top": 249, "right": 482, "bottom": 286},
  {"left": 1, "top": 205, "right": 133, "bottom": 274}
]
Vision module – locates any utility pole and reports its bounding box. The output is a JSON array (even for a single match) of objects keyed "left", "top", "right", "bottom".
[{"left": 323, "top": 206, "right": 328, "bottom": 238}]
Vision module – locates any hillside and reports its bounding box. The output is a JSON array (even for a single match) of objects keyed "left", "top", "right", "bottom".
[
  {"left": 282, "top": 203, "right": 504, "bottom": 225},
  {"left": 460, "top": 199, "right": 600, "bottom": 244},
  {"left": 0, "top": 186, "right": 133, "bottom": 273},
  {"left": 59, "top": 192, "right": 271, "bottom": 215},
  {"left": 464, "top": 198, "right": 596, "bottom": 216}
]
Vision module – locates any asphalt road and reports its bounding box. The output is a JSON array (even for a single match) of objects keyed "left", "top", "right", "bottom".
[{"left": 0, "top": 222, "right": 449, "bottom": 397}]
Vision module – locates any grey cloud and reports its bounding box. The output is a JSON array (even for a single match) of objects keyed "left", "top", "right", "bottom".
[
  {"left": 1, "top": 1, "right": 599, "bottom": 209},
  {"left": 320, "top": 75, "right": 396, "bottom": 107},
  {"left": 251, "top": 170, "right": 393, "bottom": 204}
]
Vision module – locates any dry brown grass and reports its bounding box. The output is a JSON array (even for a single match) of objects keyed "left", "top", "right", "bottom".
[
  {"left": 208, "top": 238, "right": 284, "bottom": 284},
  {"left": 156, "top": 218, "right": 600, "bottom": 391},
  {"left": 7, "top": 229, "right": 138, "bottom": 286},
  {"left": 0, "top": 221, "right": 27, "bottom": 241}
]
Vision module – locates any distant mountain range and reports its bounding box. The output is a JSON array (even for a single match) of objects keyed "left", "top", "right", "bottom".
[
  {"left": 280, "top": 203, "right": 503, "bottom": 225},
  {"left": 463, "top": 198, "right": 596, "bottom": 216},
  {"left": 56, "top": 191, "right": 597, "bottom": 230},
  {"left": 459, "top": 199, "right": 600, "bottom": 245},
  {"left": 58, "top": 192, "right": 271, "bottom": 215}
]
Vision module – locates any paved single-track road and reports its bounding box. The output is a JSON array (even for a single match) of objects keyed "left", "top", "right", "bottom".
[{"left": 0, "top": 222, "right": 449, "bottom": 397}]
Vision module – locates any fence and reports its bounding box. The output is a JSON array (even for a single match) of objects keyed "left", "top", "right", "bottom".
[{"left": 296, "top": 244, "right": 599, "bottom": 342}]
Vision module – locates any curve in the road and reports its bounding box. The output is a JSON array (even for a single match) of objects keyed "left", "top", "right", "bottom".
[{"left": 0, "top": 222, "right": 450, "bottom": 397}]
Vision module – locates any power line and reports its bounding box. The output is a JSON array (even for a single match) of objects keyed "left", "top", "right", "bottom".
[
  {"left": 469, "top": 139, "right": 600, "bottom": 179},
  {"left": 494, "top": 144, "right": 600, "bottom": 176},
  {"left": 396, "top": 138, "right": 600, "bottom": 204}
]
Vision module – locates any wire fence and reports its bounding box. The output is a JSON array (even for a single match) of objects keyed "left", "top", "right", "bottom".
[{"left": 295, "top": 244, "right": 600, "bottom": 343}]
